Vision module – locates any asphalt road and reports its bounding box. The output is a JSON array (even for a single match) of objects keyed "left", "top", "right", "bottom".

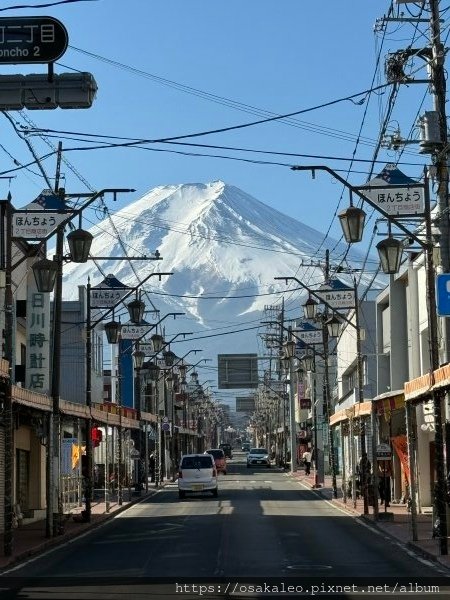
[{"left": 1, "top": 452, "right": 448, "bottom": 599}]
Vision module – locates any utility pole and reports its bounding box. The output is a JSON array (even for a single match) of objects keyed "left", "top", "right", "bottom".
[
  {"left": 428, "top": 0, "right": 449, "bottom": 556},
  {"left": 323, "top": 250, "right": 338, "bottom": 498}
]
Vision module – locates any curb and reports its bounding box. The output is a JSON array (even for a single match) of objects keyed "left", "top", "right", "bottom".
[
  {"left": 0, "top": 487, "right": 162, "bottom": 573},
  {"left": 294, "top": 474, "right": 450, "bottom": 571}
]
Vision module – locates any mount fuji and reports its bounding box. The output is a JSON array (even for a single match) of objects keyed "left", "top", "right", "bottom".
[{"left": 62, "top": 181, "right": 378, "bottom": 396}]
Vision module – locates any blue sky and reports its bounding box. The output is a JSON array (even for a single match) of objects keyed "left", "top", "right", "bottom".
[{"left": 0, "top": 0, "right": 439, "bottom": 257}]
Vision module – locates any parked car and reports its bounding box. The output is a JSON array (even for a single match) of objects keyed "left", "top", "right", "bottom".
[
  {"left": 247, "top": 448, "right": 271, "bottom": 468},
  {"left": 205, "top": 448, "right": 227, "bottom": 474},
  {"left": 177, "top": 454, "right": 218, "bottom": 499},
  {"left": 219, "top": 443, "right": 233, "bottom": 459},
  {"left": 242, "top": 442, "right": 251, "bottom": 452}
]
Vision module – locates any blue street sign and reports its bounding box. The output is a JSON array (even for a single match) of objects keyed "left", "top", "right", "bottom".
[{"left": 436, "top": 274, "right": 450, "bottom": 316}]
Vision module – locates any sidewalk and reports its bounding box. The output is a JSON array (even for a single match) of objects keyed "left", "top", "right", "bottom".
[
  {"left": 0, "top": 484, "right": 161, "bottom": 572},
  {"left": 292, "top": 469, "right": 450, "bottom": 571}
]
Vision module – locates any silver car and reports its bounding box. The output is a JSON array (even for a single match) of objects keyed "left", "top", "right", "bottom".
[
  {"left": 247, "top": 448, "right": 271, "bottom": 468},
  {"left": 177, "top": 453, "right": 218, "bottom": 499}
]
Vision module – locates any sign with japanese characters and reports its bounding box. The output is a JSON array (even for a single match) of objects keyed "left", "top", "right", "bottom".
[
  {"left": 26, "top": 269, "right": 50, "bottom": 394},
  {"left": 357, "top": 164, "right": 425, "bottom": 216},
  {"left": 316, "top": 288, "right": 356, "bottom": 310},
  {"left": 13, "top": 190, "right": 73, "bottom": 239},
  {"left": 90, "top": 287, "right": 128, "bottom": 308},
  {"left": 0, "top": 16, "right": 68, "bottom": 64},
  {"left": 293, "top": 327, "right": 323, "bottom": 345},
  {"left": 120, "top": 323, "right": 151, "bottom": 340},
  {"left": 12, "top": 211, "right": 68, "bottom": 239},
  {"left": 90, "top": 274, "right": 130, "bottom": 308},
  {"left": 376, "top": 443, "right": 392, "bottom": 460}
]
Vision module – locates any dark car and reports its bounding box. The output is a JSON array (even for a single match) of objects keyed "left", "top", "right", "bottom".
[{"left": 219, "top": 443, "right": 233, "bottom": 459}]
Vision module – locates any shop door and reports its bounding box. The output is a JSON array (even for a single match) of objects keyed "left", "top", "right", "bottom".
[{"left": 16, "top": 449, "right": 30, "bottom": 512}]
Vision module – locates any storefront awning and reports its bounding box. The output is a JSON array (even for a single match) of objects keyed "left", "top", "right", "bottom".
[
  {"left": 373, "top": 390, "right": 405, "bottom": 416},
  {"left": 329, "top": 400, "right": 372, "bottom": 427}
]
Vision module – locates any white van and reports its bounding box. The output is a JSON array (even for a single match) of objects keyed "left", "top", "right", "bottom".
[{"left": 177, "top": 453, "right": 218, "bottom": 499}]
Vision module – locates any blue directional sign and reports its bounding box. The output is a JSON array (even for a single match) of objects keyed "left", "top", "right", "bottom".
[{"left": 436, "top": 274, "right": 450, "bottom": 316}]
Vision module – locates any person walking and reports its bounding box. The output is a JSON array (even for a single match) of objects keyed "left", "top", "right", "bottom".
[
  {"left": 378, "top": 461, "right": 392, "bottom": 507},
  {"left": 302, "top": 449, "right": 312, "bottom": 476}
]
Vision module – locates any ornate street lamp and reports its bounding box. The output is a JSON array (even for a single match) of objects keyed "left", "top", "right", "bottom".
[
  {"left": 151, "top": 333, "right": 164, "bottom": 353},
  {"left": 338, "top": 205, "right": 366, "bottom": 244},
  {"left": 178, "top": 363, "right": 187, "bottom": 380},
  {"left": 132, "top": 348, "right": 146, "bottom": 370},
  {"left": 163, "top": 350, "right": 177, "bottom": 367},
  {"left": 127, "top": 297, "right": 145, "bottom": 324},
  {"left": 104, "top": 320, "right": 121, "bottom": 344},
  {"left": 303, "top": 295, "right": 318, "bottom": 320},
  {"left": 284, "top": 339, "right": 296, "bottom": 359},
  {"left": 165, "top": 374, "right": 174, "bottom": 392},
  {"left": 326, "top": 315, "right": 342, "bottom": 338},
  {"left": 301, "top": 352, "right": 315, "bottom": 372},
  {"left": 32, "top": 257, "right": 58, "bottom": 293},
  {"left": 376, "top": 236, "right": 404, "bottom": 275},
  {"left": 66, "top": 228, "right": 93, "bottom": 263}
]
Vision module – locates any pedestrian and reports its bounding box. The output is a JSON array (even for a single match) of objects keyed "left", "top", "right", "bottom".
[
  {"left": 149, "top": 453, "right": 156, "bottom": 483},
  {"left": 270, "top": 444, "right": 275, "bottom": 460},
  {"left": 302, "top": 449, "right": 312, "bottom": 475},
  {"left": 378, "top": 461, "right": 392, "bottom": 507},
  {"left": 357, "top": 452, "right": 372, "bottom": 501}
]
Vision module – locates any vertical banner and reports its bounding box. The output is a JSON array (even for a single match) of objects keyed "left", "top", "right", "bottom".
[
  {"left": 61, "top": 437, "right": 78, "bottom": 474},
  {"left": 26, "top": 267, "right": 50, "bottom": 394}
]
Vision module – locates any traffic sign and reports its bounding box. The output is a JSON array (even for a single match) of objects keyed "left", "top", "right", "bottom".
[
  {"left": 162, "top": 422, "right": 170, "bottom": 432},
  {"left": 0, "top": 16, "right": 68, "bottom": 64},
  {"left": 376, "top": 443, "right": 392, "bottom": 460}
]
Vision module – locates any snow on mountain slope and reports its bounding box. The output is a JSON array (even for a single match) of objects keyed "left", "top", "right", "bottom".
[{"left": 62, "top": 181, "right": 378, "bottom": 364}]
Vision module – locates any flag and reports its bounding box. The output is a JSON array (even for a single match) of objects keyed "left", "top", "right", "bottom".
[{"left": 72, "top": 443, "right": 81, "bottom": 470}]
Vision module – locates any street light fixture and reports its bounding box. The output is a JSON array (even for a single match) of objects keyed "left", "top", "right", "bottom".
[
  {"left": 151, "top": 333, "right": 164, "bottom": 353},
  {"left": 104, "top": 319, "right": 121, "bottom": 344},
  {"left": 303, "top": 295, "right": 319, "bottom": 320},
  {"left": 127, "top": 297, "right": 145, "bottom": 324},
  {"left": 66, "top": 227, "right": 94, "bottom": 263},
  {"left": 32, "top": 257, "right": 59, "bottom": 293},
  {"left": 291, "top": 164, "right": 446, "bottom": 550},
  {"left": 338, "top": 204, "right": 366, "bottom": 244},
  {"left": 376, "top": 236, "right": 404, "bottom": 275}
]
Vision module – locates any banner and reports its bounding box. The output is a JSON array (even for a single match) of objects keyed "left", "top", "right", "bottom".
[{"left": 391, "top": 435, "right": 410, "bottom": 484}]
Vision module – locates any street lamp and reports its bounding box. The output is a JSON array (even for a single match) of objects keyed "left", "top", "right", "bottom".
[
  {"left": 104, "top": 319, "right": 121, "bottom": 344},
  {"left": 375, "top": 236, "right": 404, "bottom": 275},
  {"left": 283, "top": 335, "right": 297, "bottom": 474},
  {"left": 295, "top": 164, "right": 444, "bottom": 550},
  {"left": 127, "top": 296, "right": 145, "bottom": 324}
]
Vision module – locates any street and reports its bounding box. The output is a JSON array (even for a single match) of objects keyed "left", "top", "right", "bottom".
[{"left": 0, "top": 452, "right": 447, "bottom": 599}]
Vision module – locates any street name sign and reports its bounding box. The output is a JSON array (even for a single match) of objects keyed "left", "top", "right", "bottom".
[
  {"left": 12, "top": 210, "right": 69, "bottom": 239},
  {"left": 293, "top": 327, "right": 323, "bottom": 345},
  {"left": 0, "top": 16, "right": 68, "bottom": 64},
  {"left": 316, "top": 288, "right": 355, "bottom": 310},
  {"left": 376, "top": 443, "right": 392, "bottom": 460},
  {"left": 90, "top": 275, "right": 130, "bottom": 308},
  {"left": 356, "top": 164, "right": 424, "bottom": 216},
  {"left": 120, "top": 323, "right": 151, "bottom": 340},
  {"left": 12, "top": 190, "right": 72, "bottom": 239}
]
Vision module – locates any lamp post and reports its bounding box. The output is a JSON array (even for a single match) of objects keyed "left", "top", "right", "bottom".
[
  {"left": 32, "top": 219, "right": 93, "bottom": 536},
  {"left": 283, "top": 333, "right": 297, "bottom": 474},
  {"left": 290, "top": 164, "right": 445, "bottom": 549},
  {"left": 275, "top": 275, "right": 363, "bottom": 507}
]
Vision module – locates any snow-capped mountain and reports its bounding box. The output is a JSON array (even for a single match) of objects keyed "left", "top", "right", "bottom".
[{"left": 61, "top": 181, "right": 378, "bottom": 387}]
